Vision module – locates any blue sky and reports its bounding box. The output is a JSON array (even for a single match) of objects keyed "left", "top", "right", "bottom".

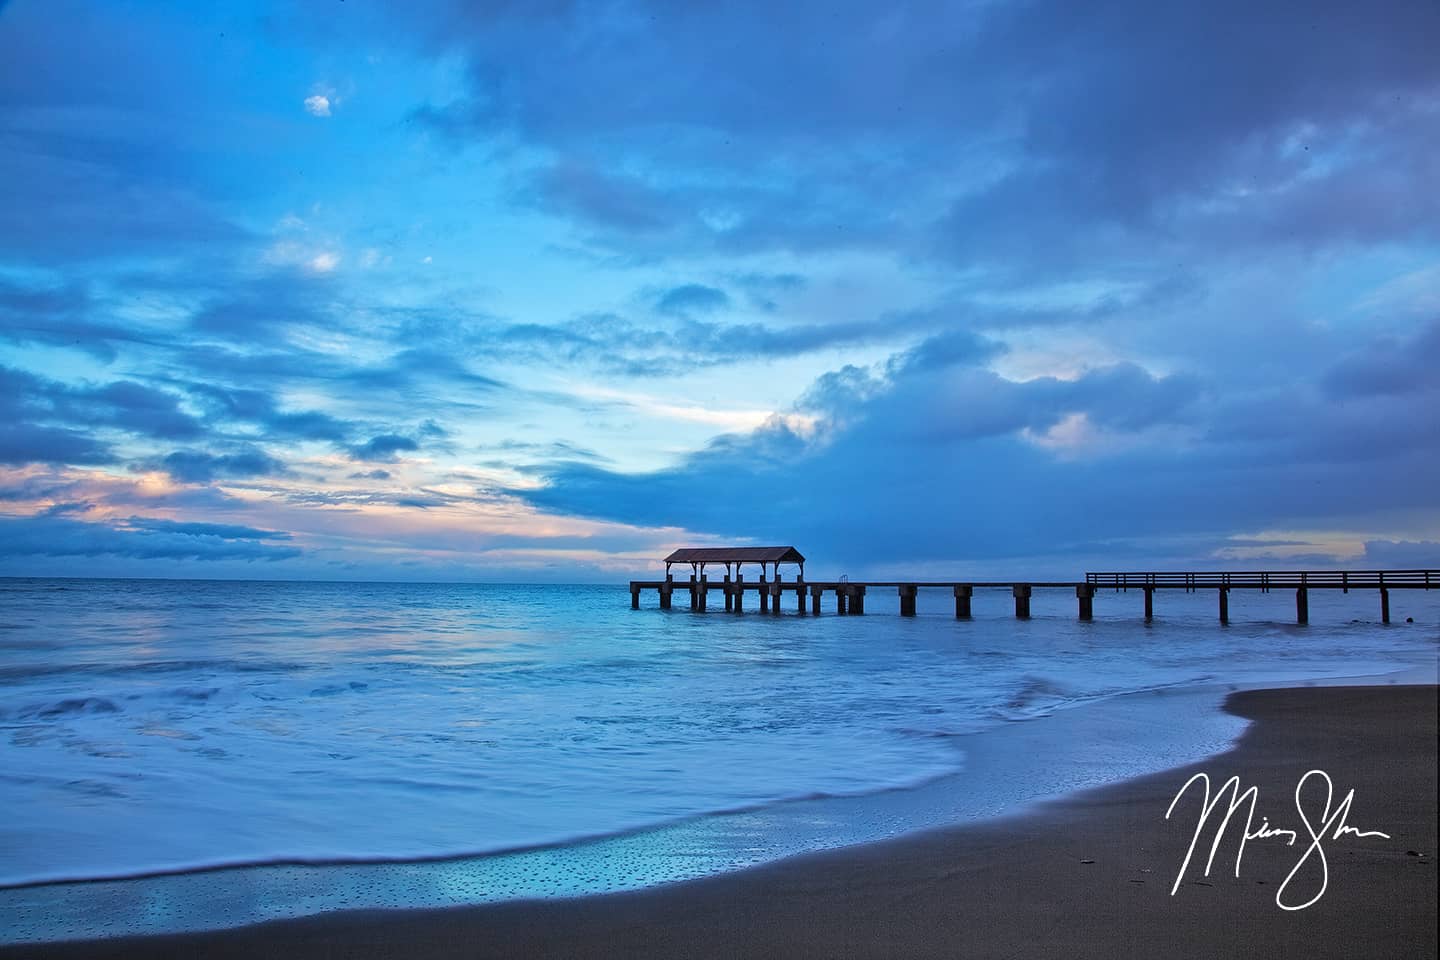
[{"left": 1, "top": 0, "right": 1438, "bottom": 581}]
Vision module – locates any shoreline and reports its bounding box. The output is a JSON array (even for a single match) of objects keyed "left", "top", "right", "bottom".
[
  {"left": 5, "top": 682, "right": 1434, "bottom": 958},
  {"left": 0, "top": 672, "right": 1244, "bottom": 892},
  {"left": 0, "top": 674, "right": 1263, "bottom": 939}
]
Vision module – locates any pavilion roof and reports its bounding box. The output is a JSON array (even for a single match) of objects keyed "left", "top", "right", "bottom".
[{"left": 664, "top": 546, "right": 805, "bottom": 565}]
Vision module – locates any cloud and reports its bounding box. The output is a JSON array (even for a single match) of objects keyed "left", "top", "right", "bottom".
[
  {"left": 0, "top": 514, "right": 300, "bottom": 562},
  {"left": 509, "top": 328, "right": 1436, "bottom": 571},
  {"left": 0, "top": 0, "right": 1436, "bottom": 579},
  {"left": 155, "top": 447, "right": 288, "bottom": 483},
  {"left": 1362, "top": 540, "right": 1440, "bottom": 567},
  {"left": 187, "top": 271, "right": 335, "bottom": 343},
  {"left": 123, "top": 517, "right": 293, "bottom": 541},
  {"left": 0, "top": 3, "right": 250, "bottom": 265},
  {"left": 350, "top": 434, "right": 420, "bottom": 461},
  {"left": 308, "top": 251, "right": 341, "bottom": 272},
  {"left": 655, "top": 283, "right": 731, "bottom": 316},
  {"left": 182, "top": 383, "right": 357, "bottom": 443},
  {"left": 1320, "top": 317, "right": 1440, "bottom": 399},
  {"left": 0, "top": 424, "right": 114, "bottom": 466},
  {"left": 2, "top": 364, "right": 205, "bottom": 443},
  {"left": 0, "top": 277, "right": 160, "bottom": 361},
  {"left": 404, "top": 0, "right": 1439, "bottom": 273}
]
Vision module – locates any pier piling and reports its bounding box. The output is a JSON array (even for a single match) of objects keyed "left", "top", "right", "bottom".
[
  {"left": 1143, "top": 586, "right": 1154, "bottom": 621},
  {"left": 1381, "top": 587, "right": 1390, "bottom": 624},
  {"left": 899, "top": 584, "right": 917, "bottom": 617},
  {"left": 954, "top": 584, "right": 973, "bottom": 619},
  {"left": 835, "top": 587, "right": 847, "bottom": 615},
  {"left": 851, "top": 585, "right": 865, "bottom": 614},
  {"left": 811, "top": 584, "right": 822, "bottom": 615},
  {"left": 1218, "top": 587, "right": 1229, "bottom": 624},
  {"left": 1013, "top": 584, "right": 1032, "bottom": 619},
  {"left": 1296, "top": 587, "right": 1308, "bottom": 625},
  {"left": 1076, "top": 584, "right": 1094, "bottom": 621},
  {"left": 724, "top": 574, "right": 733, "bottom": 612},
  {"left": 759, "top": 576, "right": 769, "bottom": 613}
]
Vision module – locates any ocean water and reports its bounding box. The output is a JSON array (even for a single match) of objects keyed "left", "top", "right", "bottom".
[{"left": 0, "top": 577, "right": 1436, "bottom": 940}]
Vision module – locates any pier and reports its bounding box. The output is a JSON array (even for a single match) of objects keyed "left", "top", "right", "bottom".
[{"left": 628, "top": 549, "right": 1435, "bottom": 625}]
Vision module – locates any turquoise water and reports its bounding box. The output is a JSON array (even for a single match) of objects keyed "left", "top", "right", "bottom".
[{"left": 0, "top": 577, "right": 1436, "bottom": 941}]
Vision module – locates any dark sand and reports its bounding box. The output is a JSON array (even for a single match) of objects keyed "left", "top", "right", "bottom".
[{"left": 8, "top": 684, "right": 1436, "bottom": 959}]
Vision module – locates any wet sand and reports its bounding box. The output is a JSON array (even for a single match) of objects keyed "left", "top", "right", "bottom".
[{"left": 7, "top": 684, "right": 1435, "bottom": 959}]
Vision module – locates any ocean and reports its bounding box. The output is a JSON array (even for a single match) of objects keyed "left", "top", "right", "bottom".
[{"left": 1, "top": 576, "right": 1436, "bottom": 942}]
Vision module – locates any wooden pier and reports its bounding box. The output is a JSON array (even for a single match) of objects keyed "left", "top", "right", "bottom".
[{"left": 629, "top": 555, "right": 1436, "bottom": 625}]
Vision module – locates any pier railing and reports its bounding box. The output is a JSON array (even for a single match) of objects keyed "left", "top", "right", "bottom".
[{"left": 1085, "top": 570, "right": 1434, "bottom": 591}]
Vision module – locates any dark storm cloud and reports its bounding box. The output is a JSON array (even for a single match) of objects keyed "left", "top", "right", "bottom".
[
  {"left": 410, "top": 0, "right": 1440, "bottom": 267},
  {"left": 1320, "top": 318, "right": 1440, "bottom": 399},
  {"left": 511, "top": 328, "right": 1438, "bottom": 568},
  {"left": 1362, "top": 540, "right": 1440, "bottom": 566}
]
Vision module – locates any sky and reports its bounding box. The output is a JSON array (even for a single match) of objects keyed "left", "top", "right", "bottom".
[{"left": 1, "top": 0, "right": 1438, "bottom": 582}]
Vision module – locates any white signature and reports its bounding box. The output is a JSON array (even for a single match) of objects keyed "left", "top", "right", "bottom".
[{"left": 1165, "top": 769, "right": 1390, "bottom": 910}]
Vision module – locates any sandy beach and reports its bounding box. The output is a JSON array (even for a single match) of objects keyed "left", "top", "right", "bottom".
[{"left": 6, "top": 683, "right": 1434, "bottom": 959}]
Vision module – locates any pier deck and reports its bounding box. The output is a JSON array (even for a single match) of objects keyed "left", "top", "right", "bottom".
[{"left": 627, "top": 569, "right": 1436, "bottom": 624}]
